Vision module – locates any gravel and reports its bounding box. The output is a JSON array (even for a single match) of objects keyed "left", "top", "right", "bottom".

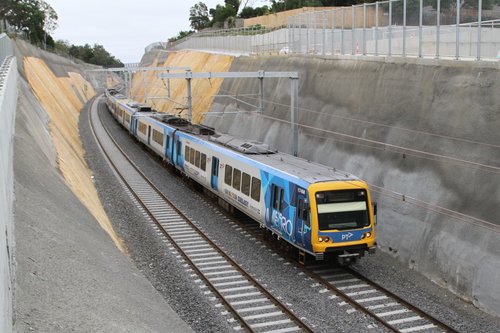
[{"left": 80, "top": 98, "right": 500, "bottom": 333}]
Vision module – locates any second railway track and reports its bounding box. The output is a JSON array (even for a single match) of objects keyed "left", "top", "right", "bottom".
[{"left": 89, "top": 95, "right": 313, "bottom": 333}]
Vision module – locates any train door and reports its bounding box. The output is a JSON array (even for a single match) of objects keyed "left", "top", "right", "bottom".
[
  {"left": 294, "top": 190, "right": 307, "bottom": 247},
  {"left": 268, "top": 184, "right": 284, "bottom": 234},
  {"left": 165, "top": 135, "right": 171, "bottom": 162},
  {"left": 173, "top": 134, "right": 183, "bottom": 169},
  {"left": 211, "top": 157, "right": 219, "bottom": 191}
]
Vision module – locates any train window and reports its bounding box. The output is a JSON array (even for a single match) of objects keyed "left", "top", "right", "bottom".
[
  {"left": 166, "top": 136, "right": 170, "bottom": 149},
  {"left": 304, "top": 210, "right": 311, "bottom": 227},
  {"left": 152, "top": 129, "right": 163, "bottom": 145},
  {"left": 273, "top": 186, "right": 280, "bottom": 209},
  {"left": 195, "top": 150, "right": 201, "bottom": 168},
  {"left": 125, "top": 114, "right": 131, "bottom": 123},
  {"left": 138, "top": 122, "right": 147, "bottom": 135},
  {"left": 185, "top": 146, "right": 190, "bottom": 162},
  {"left": 224, "top": 165, "right": 232, "bottom": 185},
  {"left": 200, "top": 153, "right": 206, "bottom": 171},
  {"left": 241, "top": 173, "right": 250, "bottom": 196},
  {"left": 251, "top": 178, "right": 261, "bottom": 202},
  {"left": 297, "top": 199, "right": 303, "bottom": 219},
  {"left": 232, "top": 168, "right": 241, "bottom": 191},
  {"left": 177, "top": 141, "right": 181, "bottom": 157},
  {"left": 279, "top": 188, "right": 284, "bottom": 211},
  {"left": 189, "top": 148, "right": 195, "bottom": 164}
]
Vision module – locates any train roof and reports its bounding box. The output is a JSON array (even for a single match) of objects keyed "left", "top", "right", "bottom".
[
  {"left": 248, "top": 151, "right": 360, "bottom": 184},
  {"left": 204, "top": 129, "right": 358, "bottom": 184},
  {"left": 109, "top": 96, "right": 360, "bottom": 185},
  {"left": 151, "top": 112, "right": 358, "bottom": 184}
]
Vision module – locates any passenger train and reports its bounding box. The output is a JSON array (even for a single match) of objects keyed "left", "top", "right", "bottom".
[{"left": 104, "top": 88, "right": 377, "bottom": 265}]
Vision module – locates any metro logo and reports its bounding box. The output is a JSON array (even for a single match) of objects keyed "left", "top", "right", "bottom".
[
  {"left": 341, "top": 232, "right": 354, "bottom": 241},
  {"left": 271, "top": 209, "right": 293, "bottom": 237}
]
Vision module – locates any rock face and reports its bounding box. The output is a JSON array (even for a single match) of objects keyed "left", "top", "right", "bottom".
[
  {"left": 200, "top": 55, "right": 500, "bottom": 316},
  {"left": 129, "top": 48, "right": 499, "bottom": 315}
]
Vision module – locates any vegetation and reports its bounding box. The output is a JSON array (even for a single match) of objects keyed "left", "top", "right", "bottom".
[
  {"left": 1, "top": 0, "right": 123, "bottom": 67},
  {"left": 0, "top": 0, "right": 57, "bottom": 47},
  {"left": 168, "top": 30, "right": 195, "bottom": 43},
  {"left": 189, "top": 2, "right": 210, "bottom": 31},
  {"left": 54, "top": 41, "right": 124, "bottom": 68}
]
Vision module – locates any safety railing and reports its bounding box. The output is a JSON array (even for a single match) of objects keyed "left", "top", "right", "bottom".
[
  {"left": 0, "top": 33, "right": 14, "bottom": 64},
  {"left": 288, "top": 1, "right": 500, "bottom": 60},
  {"left": 166, "top": 1, "right": 500, "bottom": 61}
]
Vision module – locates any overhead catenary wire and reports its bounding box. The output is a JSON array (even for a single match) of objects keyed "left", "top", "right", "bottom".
[
  {"left": 206, "top": 91, "right": 499, "bottom": 173},
  {"left": 254, "top": 111, "right": 500, "bottom": 174},
  {"left": 202, "top": 92, "right": 499, "bottom": 233},
  {"left": 217, "top": 88, "right": 500, "bottom": 150}
]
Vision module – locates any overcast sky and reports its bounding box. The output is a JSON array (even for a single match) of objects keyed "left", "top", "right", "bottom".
[{"left": 45, "top": 0, "right": 268, "bottom": 64}]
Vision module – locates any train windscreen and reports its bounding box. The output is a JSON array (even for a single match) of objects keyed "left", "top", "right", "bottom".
[{"left": 316, "top": 190, "right": 369, "bottom": 231}]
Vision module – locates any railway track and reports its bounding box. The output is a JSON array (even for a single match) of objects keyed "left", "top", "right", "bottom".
[
  {"left": 210, "top": 205, "right": 461, "bottom": 333},
  {"left": 88, "top": 96, "right": 313, "bottom": 333}
]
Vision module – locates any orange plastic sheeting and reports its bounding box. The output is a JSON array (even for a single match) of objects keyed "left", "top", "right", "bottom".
[
  {"left": 130, "top": 50, "right": 234, "bottom": 124},
  {"left": 24, "top": 57, "right": 126, "bottom": 253}
]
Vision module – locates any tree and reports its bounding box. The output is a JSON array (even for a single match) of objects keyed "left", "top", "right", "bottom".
[
  {"left": 0, "top": 0, "right": 57, "bottom": 46},
  {"left": 239, "top": 5, "right": 270, "bottom": 18},
  {"left": 64, "top": 43, "right": 123, "bottom": 67},
  {"left": 39, "top": 0, "right": 57, "bottom": 35},
  {"left": 210, "top": 4, "right": 238, "bottom": 27},
  {"left": 225, "top": 0, "right": 241, "bottom": 12},
  {"left": 189, "top": 2, "right": 210, "bottom": 31},
  {"left": 54, "top": 39, "right": 70, "bottom": 54}
]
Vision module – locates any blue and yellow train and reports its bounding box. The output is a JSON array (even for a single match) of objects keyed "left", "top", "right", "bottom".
[{"left": 105, "top": 89, "right": 377, "bottom": 264}]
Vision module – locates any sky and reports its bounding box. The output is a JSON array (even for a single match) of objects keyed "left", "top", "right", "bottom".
[{"left": 45, "top": 0, "right": 268, "bottom": 64}]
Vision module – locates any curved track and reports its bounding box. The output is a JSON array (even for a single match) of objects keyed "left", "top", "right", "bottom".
[{"left": 88, "top": 96, "right": 313, "bottom": 333}]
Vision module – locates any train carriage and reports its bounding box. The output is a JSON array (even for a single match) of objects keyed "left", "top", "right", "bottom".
[{"left": 105, "top": 90, "right": 377, "bottom": 265}]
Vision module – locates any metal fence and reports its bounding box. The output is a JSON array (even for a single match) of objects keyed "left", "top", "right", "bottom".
[
  {"left": 0, "top": 33, "right": 14, "bottom": 64},
  {"left": 168, "top": 1, "right": 500, "bottom": 61},
  {"left": 288, "top": 1, "right": 500, "bottom": 60},
  {"left": 167, "top": 25, "right": 289, "bottom": 55}
]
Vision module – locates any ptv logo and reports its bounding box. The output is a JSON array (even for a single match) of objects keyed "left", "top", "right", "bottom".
[{"left": 341, "top": 232, "right": 354, "bottom": 241}]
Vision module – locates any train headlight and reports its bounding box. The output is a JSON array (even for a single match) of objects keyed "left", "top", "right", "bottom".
[
  {"left": 318, "top": 236, "right": 330, "bottom": 242},
  {"left": 361, "top": 232, "right": 372, "bottom": 239}
]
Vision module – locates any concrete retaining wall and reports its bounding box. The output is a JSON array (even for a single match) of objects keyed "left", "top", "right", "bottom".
[
  {"left": 203, "top": 55, "right": 500, "bottom": 316},
  {"left": 0, "top": 35, "right": 17, "bottom": 333}
]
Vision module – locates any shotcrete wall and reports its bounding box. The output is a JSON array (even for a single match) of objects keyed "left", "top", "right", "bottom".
[
  {"left": 0, "top": 36, "right": 17, "bottom": 333},
  {"left": 203, "top": 55, "right": 500, "bottom": 316}
]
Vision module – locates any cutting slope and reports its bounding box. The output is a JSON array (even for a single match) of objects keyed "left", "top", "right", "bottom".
[
  {"left": 24, "top": 57, "right": 125, "bottom": 252},
  {"left": 130, "top": 50, "right": 233, "bottom": 124}
]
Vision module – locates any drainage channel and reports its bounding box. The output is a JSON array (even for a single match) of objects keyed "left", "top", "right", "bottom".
[{"left": 89, "top": 96, "right": 313, "bottom": 333}]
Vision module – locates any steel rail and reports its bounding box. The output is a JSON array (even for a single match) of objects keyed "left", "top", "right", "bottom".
[
  {"left": 88, "top": 95, "right": 314, "bottom": 333},
  {"left": 225, "top": 213, "right": 461, "bottom": 333}
]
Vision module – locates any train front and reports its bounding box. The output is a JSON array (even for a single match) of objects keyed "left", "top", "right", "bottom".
[{"left": 308, "top": 180, "right": 377, "bottom": 265}]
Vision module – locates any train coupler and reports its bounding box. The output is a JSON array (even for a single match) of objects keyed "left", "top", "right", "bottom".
[{"left": 338, "top": 253, "right": 360, "bottom": 265}]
